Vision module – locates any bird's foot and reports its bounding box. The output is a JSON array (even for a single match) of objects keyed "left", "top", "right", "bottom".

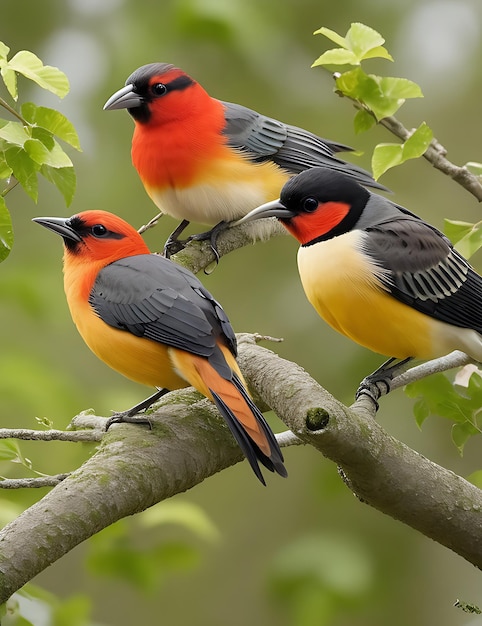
[
  {"left": 162, "top": 219, "right": 191, "bottom": 258},
  {"left": 355, "top": 357, "right": 413, "bottom": 411},
  {"left": 163, "top": 236, "right": 189, "bottom": 259},
  {"left": 104, "top": 388, "right": 168, "bottom": 431},
  {"left": 186, "top": 221, "right": 229, "bottom": 267}
]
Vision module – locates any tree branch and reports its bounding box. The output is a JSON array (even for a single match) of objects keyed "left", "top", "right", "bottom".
[
  {"left": 1, "top": 337, "right": 482, "bottom": 602},
  {"left": 331, "top": 77, "right": 482, "bottom": 201}
]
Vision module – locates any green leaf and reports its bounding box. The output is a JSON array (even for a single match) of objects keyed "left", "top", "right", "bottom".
[
  {"left": 0, "top": 41, "right": 10, "bottom": 60},
  {"left": 452, "top": 422, "right": 479, "bottom": 454},
  {"left": 313, "top": 26, "right": 347, "bottom": 48},
  {"left": 444, "top": 219, "right": 482, "bottom": 258},
  {"left": 466, "top": 469, "right": 482, "bottom": 489},
  {"left": 25, "top": 138, "right": 72, "bottom": 168},
  {"left": 0, "top": 151, "right": 13, "bottom": 178},
  {"left": 444, "top": 219, "right": 477, "bottom": 244},
  {"left": 6, "top": 51, "right": 69, "bottom": 98},
  {"left": 5, "top": 146, "right": 38, "bottom": 201},
  {"left": 312, "top": 49, "right": 358, "bottom": 67},
  {"left": 401, "top": 122, "right": 433, "bottom": 160},
  {"left": 0, "top": 196, "right": 13, "bottom": 262},
  {"left": 353, "top": 108, "right": 376, "bottom": 134},
  {"left": 371, "top": 143, "right": 402, "bottom": 179},
  {"left": 464, "top": 161, "right": 482, "bottom": 176},
  {"left": 40, "top": 164, "right": 76, "bottom": 206},
  {"left": 21, "top": 103, "right": 81, "bottom": 150},
  {"left": 1, "top": 66, "right": 18, "bottom": 100},
  {"left": 313, "top": 23, "right": 393, "bottom": 65},
  {"left": 346, "top": 22, "right": 393, "bottom": 62},
  {"left": 31, "top": 125, "right": 55, "bottom": 150},
  {"left": 0, "top": 121, "right": 30, "bottom": 147},
  {"left": 379, "top": 76, "right": 423, "bottom": 101},
  {"left": 405, "top": 371, "right": 482, "bottom": 452},
  {"left": 0, "top": 439, "right": 22, "bottom": 462},
  {"left": 371, "top": 123, "right": 433, "bottom": 178},
  {"left": 336, "top": 69, "right": 423, "bottom": 121}
]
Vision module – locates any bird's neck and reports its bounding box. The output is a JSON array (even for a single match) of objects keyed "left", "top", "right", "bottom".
[{"left": 131, "top": 94, "right": 228, "bottom": 189}]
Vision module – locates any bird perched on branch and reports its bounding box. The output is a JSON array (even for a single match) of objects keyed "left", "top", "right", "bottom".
[
  {"left": 235, "top": 167, "right": 482, "bottom": 399},
  {"left": 33, "top": 210, "right": 287, "bottom": 484},
  {"left": 103, "top": 62, "right": 386, "bottom": 258}
]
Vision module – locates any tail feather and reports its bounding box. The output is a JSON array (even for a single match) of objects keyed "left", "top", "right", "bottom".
[
  {"left": 211, "top": 372, "right": 287, "bottom": 483},
  {"left": 170, "top": 347, "right": 287, "bottom": 483}
]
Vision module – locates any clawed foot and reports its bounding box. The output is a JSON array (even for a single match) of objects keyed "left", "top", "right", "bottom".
[
  {"left": 163, "top": 236, "right": 189, "bottom": 259},
  {"left": 105, "top": 411, "right": 153, "bottom": 431},
  {"left": 104, "top": 388, "right": 168, "bottom": 431},
  {"left": 355, "top": 357, "right": 413, "bottom": 411},
  {"left": 186, "top": 221, "right": 229, "bottom": 266}
]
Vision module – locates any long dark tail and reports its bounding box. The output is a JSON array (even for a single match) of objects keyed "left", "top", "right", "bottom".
[{"left": 210, "top": 373, "right": 287, "bottom": 484}]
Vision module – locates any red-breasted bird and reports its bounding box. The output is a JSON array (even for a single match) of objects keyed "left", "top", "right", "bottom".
[
  {"left": 103, "top": 62, "right": 386, "bottom": 257},
  {"left": 235, "top": 167, "right": 482, "bottom": 396},
  {"left": 33, "top": 210, "right": 286, "bottom": 484}
]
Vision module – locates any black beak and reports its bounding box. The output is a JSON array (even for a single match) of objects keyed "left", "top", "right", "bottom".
[
  {"left": 32, "top": 217, "right": 82, "bottom": 243},
  {"left": 103, "top": 84, "right": 144, "bottom": 111},
  {"left": 233, "top": 199, "right": 295, "bottom": 226}
]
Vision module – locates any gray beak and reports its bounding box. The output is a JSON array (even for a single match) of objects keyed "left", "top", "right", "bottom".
[
  {"left": 103, "top": 84, "right": 143, "bottom": 111},
  {"left": 32, "top": 217, "right": 82, "bottom": 242},
  {"left": 233, "top": 199, "right": 295, "bottom": 226}
]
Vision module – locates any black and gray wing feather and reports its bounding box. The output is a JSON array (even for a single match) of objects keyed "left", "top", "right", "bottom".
[
  {"left": 221, "top": 100, "right": 387, "bottom": 190},
  {"left": 362, "top": 213, "right": 482, "bottom": 333},
  {"left": 89, "top": 254, "right": 237, "bottom": 375}
]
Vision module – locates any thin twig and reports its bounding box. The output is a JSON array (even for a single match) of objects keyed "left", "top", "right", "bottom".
[
  {"left": 0, "top": 428, "right": 103, "bottom": 442},
  {"left": 0, "top": 474, "right": 70, "bottom": 489},
  {"left": 329, "top": 71, "right": 482, "bottom": 202},
  {"left": 276, "top": 430, "right": 303, "bottom": 447},
  {"left": 0, "top": 96, "right": 27, "bottom": 124},
  {"left": 137, "top": 212, "right": 164, "bottom": 235},
  {"left": 391, "top": 351, "right": 472, "bottom": 389}
]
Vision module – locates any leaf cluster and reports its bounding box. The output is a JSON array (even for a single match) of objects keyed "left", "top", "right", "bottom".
[
  {"left": 313, "top": 23, "right": 432, "bottom": 178},
  {"left": 0, "top": 42, "right": 80, "bottom": 262}
]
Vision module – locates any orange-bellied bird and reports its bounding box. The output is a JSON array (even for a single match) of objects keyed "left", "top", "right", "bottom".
[
  {"left": 103, "top": 62, "right": 387, "bottom": 257},
  {"left": 33, "top": 210, "right": 287, "bottom": 484},
  {"left": 235, "top": 167, "right": 482, "bottom": 397}
]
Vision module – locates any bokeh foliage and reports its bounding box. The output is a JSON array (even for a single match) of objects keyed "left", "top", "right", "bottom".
[{"left": 2, "top": 2, "right": 482, "bottom": 625}]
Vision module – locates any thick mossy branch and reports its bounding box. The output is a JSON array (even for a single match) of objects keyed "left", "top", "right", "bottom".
[
  {"left": 236, "top": 334, "right": 482, "bottom": 570},
  {"left": 0, "top": 391, "right": 245, "bottom": 602},
  {"left": 1, "top": 337, "right": 482, "bottom": 601}
]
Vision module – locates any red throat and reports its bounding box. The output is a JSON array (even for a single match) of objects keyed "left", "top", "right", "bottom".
[
  {"left": 131, "top": 81, "right": 228, "bottom": 189},
  {"left": 283, "top": 201, "right": 351, "bottom": 245}
]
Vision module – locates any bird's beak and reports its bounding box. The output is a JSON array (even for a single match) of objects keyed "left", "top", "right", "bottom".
[
  {"left": 233, "top": 199, "right": 295, "bottom": 226},
  {"left": 32, "top": 217, "right": 82, "bottom": 243},
  {"left": 103, "top": 84, "right": 143, "bottom": 111}
]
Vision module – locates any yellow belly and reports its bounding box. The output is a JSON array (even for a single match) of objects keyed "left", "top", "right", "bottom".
[
  {"left": 145, "top": 153, "right": 289, "bottom": 225},
  {"left": 69, "top": 298, "right": 189, "bottom": 390},
  {"left": 297, "top": 231, "right": 470, "bottom": 360}
]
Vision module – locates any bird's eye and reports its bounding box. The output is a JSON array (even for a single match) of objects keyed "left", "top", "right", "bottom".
[
  {"left": 91, "top": 224, "right": 108, "bottom": 238},
  {"left": 151, "top": 82, "right": 167, "bottom": 96},
  {"left": 302, "top": 197, "right": 318, "bottom": 213}
]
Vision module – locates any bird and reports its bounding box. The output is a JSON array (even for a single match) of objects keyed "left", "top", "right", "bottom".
[
  {"left": 33, "top": 209, "right": 287, "bottom": 484},
  {"left": 103, "top": 62, "right": 387, "bottom": 258},
  {"left": 234, "top": 167, "right": 482, "bottom": 400}
]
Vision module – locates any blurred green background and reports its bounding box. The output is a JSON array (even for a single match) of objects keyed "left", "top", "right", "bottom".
[{"left": 2, "top": 0, "right": 482, "bottom": 624}]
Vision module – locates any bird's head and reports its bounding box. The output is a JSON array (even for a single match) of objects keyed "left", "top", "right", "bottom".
[
  {"left": 103, "top": 63, "right": 200, "bottom": 126},
  {"left": 33, "top": 210, "right": 149, "bottom": 264},
  {"left": 234, "top": 168, "right": 371, "bottom": 246}
]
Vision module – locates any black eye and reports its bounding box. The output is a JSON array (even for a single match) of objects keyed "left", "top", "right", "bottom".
[
  {"left": 91, "top": 224, "right": 107, "bottom": 238},
  {"left": 302, "top": 197, "right": 318, "bottom": 213},
  {"left": 151, "top": 82, "right": 167, "bottom": 96}
]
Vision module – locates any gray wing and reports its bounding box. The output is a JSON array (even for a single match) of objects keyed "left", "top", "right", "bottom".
[
  {"left": 221, "top": 100, "right": 387, "bottom": 190},
  {"left": 363, "top": 217, "right": 482, "bottom": 332},
  {"left": 89, "top": 254, "right": 237, "bottom": 370}
]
